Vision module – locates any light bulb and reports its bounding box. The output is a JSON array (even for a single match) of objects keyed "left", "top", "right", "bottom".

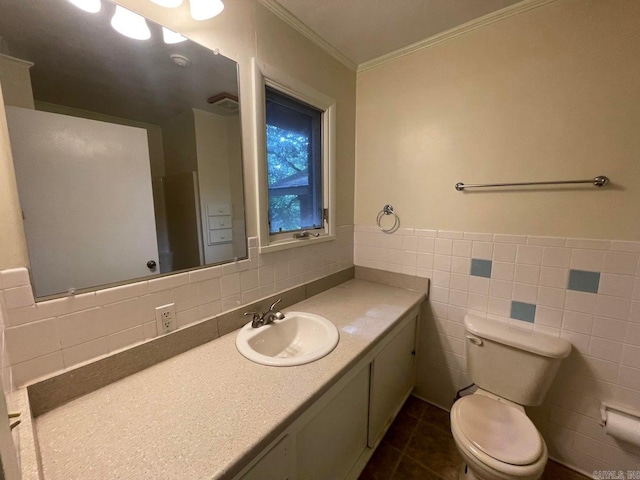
[
  {"left": 162, "top": 27, "right": 187, "bottom": 44},
  {"left": 111, "top": 6, "right": 151, "bottom": 41},
  {"left": 67, "top": 0, "right": 101, "bottom": 13},
  {"left": 150, "top": 0, "right": 183, "bottom": 7},
  {"left": 189, "top": 0, "right": 224, "bottom": 21}
]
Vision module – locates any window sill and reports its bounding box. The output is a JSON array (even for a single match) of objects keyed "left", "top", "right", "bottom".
[{"left": 258, "top": 234, "right": 336, "bottom": 254}]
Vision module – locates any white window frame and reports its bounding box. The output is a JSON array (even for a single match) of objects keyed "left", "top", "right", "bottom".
[{"left": 252, "top": 58, "right": 336, "bottom": 254}]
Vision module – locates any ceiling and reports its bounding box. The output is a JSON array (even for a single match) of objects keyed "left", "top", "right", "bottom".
[
  {"left": 268, "top": 0, "right": 525, "bottom": 67},
  {"left": 0, "top": 0, "right": 238, "bottom": 125}
]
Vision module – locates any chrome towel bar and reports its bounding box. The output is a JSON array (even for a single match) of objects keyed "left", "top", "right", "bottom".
[{"left": 455, "top": 175, "right": 609, "bottom": 191}]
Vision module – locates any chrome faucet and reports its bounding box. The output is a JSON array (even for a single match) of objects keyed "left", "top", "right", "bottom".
[{"left": 244, "top": 298, "right": 285, "bottom": 328}]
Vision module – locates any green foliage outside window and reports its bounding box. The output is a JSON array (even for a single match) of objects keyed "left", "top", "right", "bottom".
[{"left": 267, "top": 124, "right": 309, "bottom": 232}]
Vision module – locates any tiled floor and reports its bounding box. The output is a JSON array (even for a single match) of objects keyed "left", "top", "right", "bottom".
[{"left": 359, "top": 395, "right": 590, "bottom": 480}]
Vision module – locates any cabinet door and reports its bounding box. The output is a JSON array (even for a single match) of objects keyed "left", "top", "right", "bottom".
[
  {"left": 240, "top": 434, "right": 293, "bottom": 480},
  {"left": 297, "top": 367, "right": 369, "bottom": 480},
  {"left": 368, "top": 315, "right": 417, "bottom": 447}
]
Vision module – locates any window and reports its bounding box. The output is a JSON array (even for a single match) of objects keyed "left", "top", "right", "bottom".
[
  {"left": 253, "top": 58, "right": 336, "bottom": 253},
  {"left": 265, "top": 87, "right": 323, "bottom": 234}
]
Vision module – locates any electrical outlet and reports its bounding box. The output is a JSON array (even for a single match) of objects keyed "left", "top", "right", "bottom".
[{"left": 155, "top": 303, "right": 176, "bottom": 335}]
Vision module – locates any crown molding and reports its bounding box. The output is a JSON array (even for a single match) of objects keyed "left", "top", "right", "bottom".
[
  {"left": 258, "top": 0, "right": 358, "bottom": 72},
  {"left": 0, "top": 53, "right": 34, "bottom": 68},
  {"left": 357, "top": 0, "right": 558, "bottom": 73}
]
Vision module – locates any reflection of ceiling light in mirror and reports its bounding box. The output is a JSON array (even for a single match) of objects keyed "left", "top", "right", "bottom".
[
  {"left": 67, "top": 0, "right": 102, "bottom": 13},
  {"left": 150, "top": 0, "right": 183, "bottom": 7},
  {"left": 162, "top": 27, "right": 187, "bottom": 44},
  {"left": 170, "top": 54, "right": 192, "bottom": 68},
  {"left": 189, "top": 0, "right": 224, "bottom": 20},
  {"left": 111, "top": 6, "right": 151, "bottom": 40}
]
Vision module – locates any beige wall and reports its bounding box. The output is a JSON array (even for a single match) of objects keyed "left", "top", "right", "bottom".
[
  {"left": 0, "top": 0, "right": 356, "bottom": 271},
  {"left": 355, "top": 0, "right": 640, "bottom": 240},
  {"left": 0, "top": 55, "right": 34, "bottom": 110},
  {"left": 0, "top": 91, "right": 28, "bottom": 269},
  {"left": 254, "top": 4, "right": 357, "bottom": 228},
  {"left": 354, "top": 0, "right": 640, "bottom": 474},
  {"left": 114, "top": 0, "right": 356, "bottom": 231}
]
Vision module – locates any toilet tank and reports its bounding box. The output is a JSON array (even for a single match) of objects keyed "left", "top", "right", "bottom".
[{"left": 464, "top": 315, "right": 571, "bottom": 406}]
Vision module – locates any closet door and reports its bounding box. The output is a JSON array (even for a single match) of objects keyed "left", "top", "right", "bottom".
[{"left": 7, "top": 107, "right": 158, "bottom": 296}]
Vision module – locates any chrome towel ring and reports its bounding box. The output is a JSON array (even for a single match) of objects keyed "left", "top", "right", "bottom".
[{"left": 376, "top": 204, "right": 400, "bottom": 233}]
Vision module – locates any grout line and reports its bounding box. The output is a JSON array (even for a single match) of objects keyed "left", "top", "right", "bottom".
[
  {"left": 392, "top": 399, "right": 455, "bottom": 480},
  {"left": 376, "top": 397, "right": 592, "bottom": 480},
  {"left": 388, "top": 445, "right": 402, "bottom": 479}
]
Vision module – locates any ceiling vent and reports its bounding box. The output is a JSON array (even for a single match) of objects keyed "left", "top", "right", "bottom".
[{"left": 207, "top": 93, "right": 239, "bottom": 115}]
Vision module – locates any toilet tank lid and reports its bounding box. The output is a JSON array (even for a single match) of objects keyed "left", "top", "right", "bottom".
[{"left": 464, "top": 315, "right": 571, "bottom": 358}]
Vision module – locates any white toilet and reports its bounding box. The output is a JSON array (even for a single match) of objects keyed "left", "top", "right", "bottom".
[{"left": 450, "top": 314, "right": 571, "bottom": 480}]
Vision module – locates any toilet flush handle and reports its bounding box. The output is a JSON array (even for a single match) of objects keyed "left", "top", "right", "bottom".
[{"left": 466, "top": 335, "right": 483, "bottom": 346}]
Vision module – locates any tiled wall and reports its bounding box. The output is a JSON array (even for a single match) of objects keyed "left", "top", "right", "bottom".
[
  {"left": 0, "top": 298, "right": 10, "bottom": 394},
  {"left": 354, "top": 226, "right": 640, "bottom": 475},
  {"left": 0, "top": 226, "right": 353, "bottom": 387}
]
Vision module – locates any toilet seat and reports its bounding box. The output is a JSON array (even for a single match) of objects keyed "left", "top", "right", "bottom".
[
  {"left": 454, "top": 395, "right": 543, "bottom": 466},
  {"left": 450, "top": 394, "right": 548, "bottom": 480}
]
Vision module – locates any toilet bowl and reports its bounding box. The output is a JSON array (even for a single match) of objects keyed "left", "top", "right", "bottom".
[
  {"left": 450, "top": 315, "right": 571, "bottom": 480},
  {"left": 451, "top": 393, "right": 547, "bottom": 480}
]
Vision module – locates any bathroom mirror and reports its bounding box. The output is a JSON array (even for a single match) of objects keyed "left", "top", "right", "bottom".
[{"left": 0, "top": 0, "right": 247, "bottom": 298}]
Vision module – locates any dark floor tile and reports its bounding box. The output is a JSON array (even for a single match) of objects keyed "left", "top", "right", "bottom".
[
  {"left": 405, "top": 420, "right": 462, "bottom": 480},
  {"left": 400, "top": 395, "right": 428, "bottom": 420},
  {"left": 362, "top": 400, "right": 590, "bottom": 480},
  {"left": 358, "top": 443, "right": 402, "bottom": 480},
  {"left": 542, "top": 459, "right": 590, "bottom": 480},
  {"left": 382, "top": 411, "right": 420, "bottom": 451},
  {"left": 422, "top": 402, "right": 451, "bottom": 433},
  {"left": 392, "top": 456, "right": 442, "bottom": 480}
]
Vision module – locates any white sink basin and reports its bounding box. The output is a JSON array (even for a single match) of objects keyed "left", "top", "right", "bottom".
[{"left": 235, "top": 312, "right": 339, "bottom": 366}]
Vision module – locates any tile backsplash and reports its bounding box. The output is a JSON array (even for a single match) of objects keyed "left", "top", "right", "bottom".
[
  {"left": 0, "top": 227, "right": 353, "bottom": 387},
  {"left": 354, "top": 226, "right": 640, "bottom": 475},
  {"left": 2, "top": 223, "right": 638, "bottom": 475}
]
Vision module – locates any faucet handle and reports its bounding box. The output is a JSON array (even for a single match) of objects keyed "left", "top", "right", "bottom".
[
  {"left": 269, "top": 298, "right": 282, "bottom": 311},
  {"left": 244, "top": 311, "right": 264, "bottom": 328}
]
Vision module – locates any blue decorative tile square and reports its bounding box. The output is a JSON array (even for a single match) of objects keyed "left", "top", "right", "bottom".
[
  {"left": 567, "top": 270, "right": 600, "bottom": 293},
  {"left": 510, "top": 301, "right": 536, "bottom": 323},
  {"left": 470, "top": 259, "right": 492, "bottom": 278}
]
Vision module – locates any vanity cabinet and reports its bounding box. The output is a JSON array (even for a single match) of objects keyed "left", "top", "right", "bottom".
[
  {"left": 236, "top": 308, "right": 419, "bottom": 480},
  {"left": 297, "top": 367, "right": 369, "bottom": 479},
  {"left": 238, "top": 434, "right": 293, "bottom": 480},
  {"left": 368, "top": 315, "right": 417, "bottom": 447}
]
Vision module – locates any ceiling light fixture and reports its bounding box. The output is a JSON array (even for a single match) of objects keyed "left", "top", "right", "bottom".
[
  {"left": 162, "top": 27, "right": 187, "bottom": 44},
  {"left": 150, "top": 0, "right": 183, "bottom": 7},
  {"left": 149, "top": 0, "right": 224, "bottom": 21},
  {"left": 67, "top": 0, "right": 102, "bottom": 13},
  {"left": 189, "top": 0, "right": 224, "bottom": 20},
  {"left": 170, "top": 54, "right": 192, "bottom": 68},
  {"left": 111, "top": 6, "right": 151, "bottom": 40}
]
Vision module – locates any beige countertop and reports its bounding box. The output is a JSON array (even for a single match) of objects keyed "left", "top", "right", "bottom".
[{"left": 35, "top": 279, "right": 425, "bottom": 480}]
